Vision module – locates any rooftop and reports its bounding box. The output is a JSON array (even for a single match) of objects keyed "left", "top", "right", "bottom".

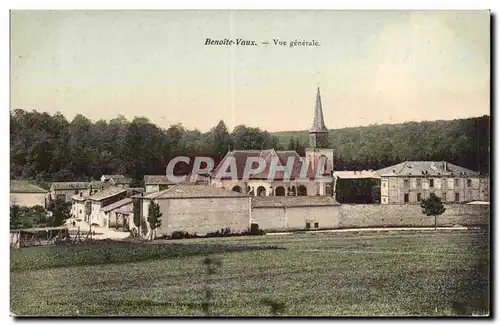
[
  {"left": 144, "top": 175, "right": 176, "bottom": 185},
  {"left": 88, "top": 186, "right": 128, "bottom": 201},
  {"left": 50, "top": 181, "right": 104, "bottom": 190},
  {"left": 143, "top": 184, "right": 248, "bottom": 199},
  {"left": 376, "top": 161, "right": 479, "bottom": 177},
  {"left": 334, "top": 170, "right": 380, "bottom": 179},
  {"left": 10, "top": 180, "right": 47, "bottom": 193},
  {"left": 101, "top": 198, "right": 133, "bottom": 212}
]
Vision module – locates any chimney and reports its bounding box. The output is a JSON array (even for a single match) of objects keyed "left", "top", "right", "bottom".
[{"left": 443, "top": 161, "right": 447, "bottom": 171}]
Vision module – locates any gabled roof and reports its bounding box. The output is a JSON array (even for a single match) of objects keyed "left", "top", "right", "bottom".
[
  {"left": 309, "top": 87, "right": 329, "bottom": 133},
  {"left": 334, "top": 171, "right": 380, "bottom": 179},
  {"left": 211, "top": 149, "right": 318, "bottom": 181},
  {"left": 10, "top": 180, "right": 47, "bottom": 193},
  {"left": 101, "top": 198, "right": 133, "bottom": 212},
  {"left": 110, "top": 176, "right": 132, "bottom": 185},
  {"left": 50, "top": 182, "right": 90, "bottom": 190},
  {"left": 143, "top": 175, "right": 176, "bottom": 185},
  {"left": 376, "top": 161, "right": 479, "bottom": 177},
  {"left": 50, "top": 181, "right": 104, "bottom": 190},
  {"left": 252, "top": 196, "right": 339, "bottom": 208},
  {"left": 88, "top": 186, "right": 127, "bottom": 201},
  {"left": 102, "top": 174, "right": 124, "bottom": 180},
  {"left": 142, "top": 184, "right": 248, "bottom": 199}
]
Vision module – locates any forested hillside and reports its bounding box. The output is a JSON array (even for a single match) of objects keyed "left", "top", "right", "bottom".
[
  {"left": 274, "top": 115, "right": 490, "bottom": 174},
  {"left": 10, "top": 109, "right": 490, "bottom": 186}
]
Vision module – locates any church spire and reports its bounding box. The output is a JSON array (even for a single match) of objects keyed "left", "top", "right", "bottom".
[{"left": 309, "top": 87, "right": 328, "bottom": 133}]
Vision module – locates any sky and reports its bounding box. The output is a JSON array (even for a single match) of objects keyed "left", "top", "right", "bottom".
[{"left": 10, "top": 10, "right": 490, "bottom": 132}]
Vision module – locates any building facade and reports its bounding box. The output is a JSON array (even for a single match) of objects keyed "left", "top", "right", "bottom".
[
  {"left": 211, "top": 87, "right": 334, "bottom": 197},
  {"left": 377, "top": 161, "right": 488, "bottom": 204},
  {"left": 10, "top": 180, "right": 48, "bottom": 207},
  {"left": 133, "top": 184, "right": 251, "bottom": 237},
  {"left": 50, "top": 181, "right": 104, "bottom": 203}
]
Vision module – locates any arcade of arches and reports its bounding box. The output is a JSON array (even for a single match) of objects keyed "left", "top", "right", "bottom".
[{"left": 230, "top": 184, "right": 317, "bottom": 196}]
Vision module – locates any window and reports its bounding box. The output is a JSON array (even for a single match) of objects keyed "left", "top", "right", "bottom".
[
  {"left": 417, "top": 193, "right": 421, "bottom": 202},
  {"left": 455, "top": 192, "right": 460, "bottom": 202},
  {"left": 404, "top": 179, "right": 410, "bottom": 187},
  {"left": 382, "top": 197, "right": 387, "bottom": 203},
  {"left": 467, "top": 179, "right": 472, "bottom": 188},
  {"left": 74, "top": 189, "right": 79, "bottom": 194},
  {"left": 416, "top": 179, "right": 421, "bottom": 187},
  {"left": 314, "top": 222, "right": 319, "bottom": 229},
  {"left": 306, "top": 222, "right": 311, "bottom": 229},
  {"left": 404, "top": 193, "right": 409, "bottom": 203},
  {"left": 429, "top": 179, "right": 434, "bottom": 188},
  {"left": 382, "top": 182, "right": 387, "bottom": 188},
  {"left": 442, "top": 193, "right": 447, "bottom": 202},
  {"left": 79, "top": 209, "right": 82, "bottom": 214},
  {"left": 454, "top": 179, "right": 459, "bottom": 187}
]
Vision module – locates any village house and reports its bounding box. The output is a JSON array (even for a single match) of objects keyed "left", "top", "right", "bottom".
[
  {"left": 101, "top": 198, "right": 133, "bottom": 229},
  {"left": 211, "top": 87, "right": 334, "bottom": 197},
  {"left": 143, "top": 175, "right": 175, "bottom": 193},
  {"left": 49, "top": 181, "right": 104, "bottom": 203},
  {"left": 87, "top": 186, "right": 128, "bottom": 226},
  {"left": 132, "top": 184, "right": 251, "bottom": 237},
  {"left": 101, "top": 175, "right": 132, "bottom": 187},
  {"left": 10, "top": 180, "right": 48, "bottom": 207},
  {"left": 377, "top": 161, "right": 489, "bottom": 204},
  {"left": 333, "top": 170, "right": 381, "bottom": 204},
  {"left": 71, "top": 193, "right": 89, "bottom": 221}
]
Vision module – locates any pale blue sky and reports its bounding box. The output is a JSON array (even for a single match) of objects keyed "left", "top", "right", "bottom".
[{"left": 11, "top": 10, "right": 490, "bottom": 132}]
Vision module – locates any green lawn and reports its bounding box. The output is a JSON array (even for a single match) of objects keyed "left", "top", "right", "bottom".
[{"left": 10, "top": 229, "right": 490, "bottom": 317}]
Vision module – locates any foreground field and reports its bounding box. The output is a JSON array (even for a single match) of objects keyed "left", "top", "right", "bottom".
[{"left": 10, "top": 229, "right": 489, "bottom": 316}]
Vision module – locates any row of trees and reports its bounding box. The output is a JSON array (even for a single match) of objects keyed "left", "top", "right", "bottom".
[{"left": 10, "top": 109, "right": 490, "bottom": 185}]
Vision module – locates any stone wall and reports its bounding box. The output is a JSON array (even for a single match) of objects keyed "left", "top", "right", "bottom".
[
  {"left": 252, "top": 202, "right": 489, "bottom": 231},
  {"left": 252, "top": 205, "right": 340, "bottom": 231},
  {"left": 156, "top": 197, "right": 251, "bottom": 236},
  {"left": 338, "top": 204, "right": 489, "bottom": 228}
]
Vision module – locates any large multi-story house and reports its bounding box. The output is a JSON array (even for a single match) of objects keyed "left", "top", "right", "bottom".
[{"left": 377, "top": 161, "right": 489, "bottom": 204}]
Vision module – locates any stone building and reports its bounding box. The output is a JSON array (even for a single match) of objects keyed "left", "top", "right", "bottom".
[
  {"left": 87, "top": 186, "right": 128, "bottom": 226},
  {"left": 211, "top": 87, "right": 335, "bottom": 197},
  {"left": 377, "top": 161, "right": 489, "bottom": 204},
  {"left": 49, "top": 181, "right": 104, "bottom": 203},
  {"left": 132, "top": 184, "right": 251, "bottom": 237},
  {"left": 10, "top": 180, "right": 48, "bottom": 207}
]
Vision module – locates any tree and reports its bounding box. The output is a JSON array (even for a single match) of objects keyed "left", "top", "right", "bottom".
[
  {"left": 10, "top": 204, "right": 21, "bottom": 230},
  {"left": 47, "top": 199, "right": 71, "bottom": 227},
  {"left": 420, "top": 193, "right": 446, "bottom": 229},
  {"left": 147, "top": 201, "right": 162, "bottom": 240},
  {"left": 132, "top": 197, "right": 141, "bottom": 235}
]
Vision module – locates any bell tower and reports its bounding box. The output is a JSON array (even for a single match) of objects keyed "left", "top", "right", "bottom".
[{"left": 305, "top": 87, "right": 335, "bottom": 195}]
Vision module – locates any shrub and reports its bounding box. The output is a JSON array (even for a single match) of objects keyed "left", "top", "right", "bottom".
[{"left": 169, "top": 231, "right": 197, "bottom": 240}]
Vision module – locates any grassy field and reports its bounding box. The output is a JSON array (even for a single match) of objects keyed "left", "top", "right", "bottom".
[{"left": 10, "top": 229, "right": 489, "bottom": 317}]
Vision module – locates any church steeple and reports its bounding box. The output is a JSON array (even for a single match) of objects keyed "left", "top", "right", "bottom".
[
  {"left": 309, "top": 87, "right": 329, "bottom": 148},
  {"left": 309, "top": 87, "right": 328, "bottom": 133}
]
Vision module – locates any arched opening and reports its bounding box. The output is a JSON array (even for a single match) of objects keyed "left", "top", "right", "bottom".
[
  {"left": 298, "top": 185, "right": 307, "bottom": 196},
  {"left": 289, "top": 186, "right": 297, "bottom": 196},
  {"left": 318, "top": 155, "right": 330, "bottom": 175},
  {"left": 325, "top": 184, "right": 332, "bottom": 196},
  {"left": 275, "top": 186, "right": 286, "bottom": 196},
  {"left": 232, "top": 185, "right": 242, "bottom": 193},
  {"left": 257, "top": 186, "right": 267, "bottom": 197}
]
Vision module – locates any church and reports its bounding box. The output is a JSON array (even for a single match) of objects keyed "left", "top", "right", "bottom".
[{"left": 210, "top": 87, "right": 335, "bottom": 197}]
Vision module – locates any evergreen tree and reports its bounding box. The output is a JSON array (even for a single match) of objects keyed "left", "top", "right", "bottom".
[
  {"left": 420, "top": 193, "right": 446, "bottom": 229},
  {"left": 147, "top": 200, "right": 162, "bottom": 240},
  {"left": 132, "top": 197, "right": 141, "bottom": 236}
]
